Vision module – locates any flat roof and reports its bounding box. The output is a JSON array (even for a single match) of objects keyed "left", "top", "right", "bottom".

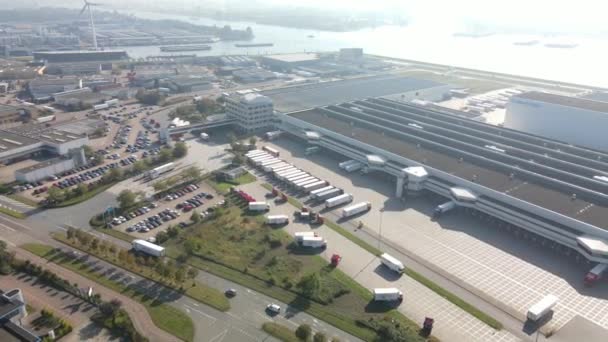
[
  {"left": 262, "top": 75, "right": 442, "bottom": 112},
  {"left": 515, "top": 91, "right": 608, "bottom": 113},
  {"left": 16, "top": 157, "right": 69, "bottom": 173},
  {"left": 263, "top": 53, "right": 320, "bottom": 63},
  {"left": 0, "top": 294, "right": 22, "bottom": 319},
  {"left": 287, "top": 98, "right": 608, "bottom": 230}
]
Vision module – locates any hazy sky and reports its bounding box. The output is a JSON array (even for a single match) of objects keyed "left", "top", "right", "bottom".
[{"left": 6, "top": 0, "right": 608, "bottom": 34}]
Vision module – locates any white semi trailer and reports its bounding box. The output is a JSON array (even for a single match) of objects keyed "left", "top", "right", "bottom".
[
  {"left": 379, "top": 253, "right": 405, "bottom": 273},
  {"left": 266, "top": 215, "right": 289, "bottom": 225},
  {"left": 373, "top": 288, "right": 403, "bottom": 302},
  {"left": 132, "top": 239, "right": 165, "bottom": 257},
  {"left": 341, "top": 202, "right": 372, "bottom": 218},
  {"left": 325, "top": 193, "right": 353, "bottom": 208},
  {"left": 527, "top": 295, "right": 558, "bottom": 321}
]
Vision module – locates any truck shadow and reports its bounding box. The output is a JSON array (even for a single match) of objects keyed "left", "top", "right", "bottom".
[{"left": 372, "top": 264, "right": 402, "bottom": 282}]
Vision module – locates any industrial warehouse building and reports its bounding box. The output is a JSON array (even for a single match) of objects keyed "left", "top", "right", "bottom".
[
  {"left": 33, "top": 50, "right": 128, "bottom": 63},
  {"left": 505, "top": 91, "right": 608, "bottom": 152},
  {"left": 277, "top": 97, "right": 608, "bottom": 263},
  {"left": 261, "top": 53, "right": 322, "bottom": 71}
]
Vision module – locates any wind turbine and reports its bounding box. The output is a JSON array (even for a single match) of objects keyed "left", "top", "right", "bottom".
[{"left": 80, "top": 0, "right": 101, "bottom": 50}]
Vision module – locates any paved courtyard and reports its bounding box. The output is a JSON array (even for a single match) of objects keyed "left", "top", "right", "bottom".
[{"left": 255, "top": 136, "right": 608, "bottom": 336}]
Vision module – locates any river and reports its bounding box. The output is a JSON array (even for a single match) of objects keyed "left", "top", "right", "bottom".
[{"left": 122, "top": 11, "right": 608, "bottom": 88}]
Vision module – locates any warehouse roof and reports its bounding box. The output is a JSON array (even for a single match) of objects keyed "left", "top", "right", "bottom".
[
  {"left": 262, "top": 75, "right": 442, "bottom": 112},
  {"left": 288, "top": 98, "right": 608, "bottom": 230},
  {"left": 515, "top": 91, "right": 608, "bottom": 113},
  {"left": 263, "top": 53, "right": 320, "bottom": 63}
]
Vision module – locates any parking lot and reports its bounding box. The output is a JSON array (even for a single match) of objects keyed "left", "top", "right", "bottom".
[
  {"left": 255, "top": 137, "right": 608, "bottom": 335},
  {"left": 111, "top": 181, "right": 223, "bottom": 240}
]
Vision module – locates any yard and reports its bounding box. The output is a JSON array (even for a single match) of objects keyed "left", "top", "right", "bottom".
[
  {"left": 207, "top": 171, "right": 257, "bottom": 194},
  {"left": 164, "top": 199, "right": 431, "bottom": 342}
]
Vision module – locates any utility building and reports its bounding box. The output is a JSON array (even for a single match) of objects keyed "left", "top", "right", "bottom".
[{"left": 225, "top": 93, "right": 274, "bottom": 133}]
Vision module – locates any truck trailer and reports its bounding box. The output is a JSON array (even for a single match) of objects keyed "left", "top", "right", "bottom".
[
  {"left": 266, "top": 215, "right": 289, "bottom": 225},
  {"left": 312, "top": 188, "right": 344, "bottom": 202},
  {"left": 373, "top": 288, "right": 403, "bottom": 302},
  {"left": 255, "top": 157, "right": 279, "bottom": 166},
  {"left": 341, "top": 202, "right": 372, "bottom": 218},
  {"left": 338, "top": 160, "right": 358, "bottom": 169},
  {"left": 246, "top": 150, "right": 266, "bottom": 158},
  {"left": 299, "top": 236, "right": 327, "bottom": 248},
  {"left": 263, "top": 146, "right": 280, "bottom": 157},
  {"left": 325, "top": 193, "right": 353, "bottom": 208},
  {"left": 380, "top": 253, "right": 405, "bottom": 273},
  {"left": 248, "top": 202, "right": 270, "bottom": 212},
  {"left": 343, "top": 162, "right": 363, "bottom": 173},
  {"left": 146, "top": 162, "right": 175, "bottom": 179},
  {"left": 433, "top": 201, "right": 456, "bottom": 218},
  {"left": 292, "top": 177, "right": 316, "bottom": 187},
  {"left": 584, "top": 263, "right": 608, "bottom": 287},
  {"left": 269, "top": 164, "right": 292, "bottom": 173},
  {"left": 286, "top": 174, "right": 311, "bottom": 184},
  {"left": 132, "top": 239, "right": 165, "bottom": 257},
  {"left": 309, "top": 185, "right": 334, "bottom": 197},
  {"left": 295, "top": 231, "right": 317, "bottom": 241},
  {"left": 302, "top": 181, "right": 329, "bottom": 193},
  {"left": 259, "top": 159, "right": 283, "bottom": 169},
  {"left": 276, "top": 169, "right": 300, "bottom": 179},
  {"left": 527, "top": 295, "right": 558, "bottom": 321},
  {"left": 295, "top": 178, "right": 320, "bottom": 189}
]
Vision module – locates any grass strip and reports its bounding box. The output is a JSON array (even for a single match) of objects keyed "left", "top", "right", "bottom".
[
  {"left": 95, "top": 227, "right": 136, "bottom": 243},
  {"left": 259, "top": 183, "right": 502, "bottom": 331},
  {"left": 207, "top": 172, "right": 257, "bottom": 194},
  {"left": 49, "top": 183, "right": 115, "bottom": 208},
  {"left": 262, "top": 322, "right": 299, "bottom": 342},
  {"left": 0, "top": 206, "right": 26, "bottom": 219},
  {"left": 21, "top": 243, "right": 195, "bottom": 342},
  {"left": 53, "top": 233, "right": 230, "bottom": 312},
  {"left": 7, "top": 194, "right": 39, "bottom": 207}
]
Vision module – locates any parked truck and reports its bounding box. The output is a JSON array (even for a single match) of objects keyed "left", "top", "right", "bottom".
[
  {"left": 305, "top": 146, "right": 320, "bottom": 155},
  {"left": 433, "top": 201, "right": 456, "bottom": 218},
  {"left": 373, "top": 288, "right": 403, "bottom": 302},
  {"left": 338, "top": 160, "right": 358, "bottom": 169},
  {"left": 200, "top": 132, "right": 209, "bottom": 141},
  {"left": 276, "top": 169, "right": 301, "bottom": 179},
  {"left": 527, "top": 295, "right": 558, "bottom": 321},
  {"left": 312, "top": 188, "right": 343, "bottom": 202},
  {"left": 145, "top": 162, "right": 175, "bottom": 179},
  {"left": 295, "top": 178, "right": 320, "bottom": 190},
  {"left": 260, "top": 159, "right": 283, "bottom": 170},
  {"left": 264, "top": 131, "right": 283, "bottom": 141},
  {"left": 299, "top": 236, "right": 327, "bottom": 248},
  {"left": 302, "top": 181, "right": 329, "bottom": 193},
  {"left": 248, "top": 201, "right": 270, "bottom": 212},
  {"left": 584, "top": 263, "right": 608, "bottom": 287},
  {"left": 266, "top": 215, "right": 289, "bottom": 225},
  {"left": 295, "top": 231, "right": 317, "bottom": 241},
  {"left": 341, "top": 201, "right": 371, "bottom": 218},
  {"left": 246, "top": 150, "right": 266, "bottom": 158},
  {"left": 309, "top": 185, "right": 334, "bottom": 197},
  {"left": 343, "top": 162, "right": 363, "bottom": 173},
  {"left": 288, "top": 175, "right": 312, "bottom": 185},
  {"left": 292, "top": 177, "right": 317, "bottom": 187},
  {"left": 255, "top": 157, "right": 279, "bottom": 166},
  {"left": 263, "top": 146, "right": 280, "bottom": 157},
  {"left": 269, "top": 164, "right": 292, "bottom": 173},
  {"left": 325, "top": 193, "right": 353, "bottom": 209},
  {"left": 380, "top": 253, "right": 405, "bottom": 273},
  {"left": 132, "top": 239, "right": 165, "bottom": 257}
]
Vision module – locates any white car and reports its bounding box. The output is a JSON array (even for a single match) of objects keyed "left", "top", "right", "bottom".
[{"left": 266, "top": 303, "right": 281, "bottom": 314}]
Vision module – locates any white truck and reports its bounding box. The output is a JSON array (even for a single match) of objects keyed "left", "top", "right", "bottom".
[
  {"left": 146, "top": 162, "right": 175, "bottom": 179},
  {"left": 341, "top": 201, "right": 371, "bottom": 218},
  {"left": 264, "top": 131, "right": 283, "bottom": 140},
  {"left": 343, "top": 162, "right": 363, "bottom": 173},
  {"left": 527, "top": 295, "right": 558, "bottom": 321},
  {"left": 295, "top": 231, "right": 317, "bottom": 241},
  {"left": 312, "top": 188, "right": 343, "bottom": 201},
  {"left": 379, "top": 253, "right": 405, "bottom": 273},
  {"left": 299, "top": 236, "right": 327, "bottom": 248},
  {"left": 94, "top": 103, "right": 109, "bottom": 111},
  {"left": 248, "top": 201, "right": 270, "bottom": 212},
  {"left": 132, "top": 239, "right": 165, "bottom": 257},
  {"left": 295, "top": 178, "right": 320, "bottom": 189},
  {"left": 325, "top": 193, "right": 353, "bottom": 208},
  {"left": 292, "top": 177, "right": 317, "bottom": 187},
  {"left": 302, "top": 181, "right": 329, "bottom": 193},
  {"left": 433, "top": 201, "right": 456, "bottom": 218},
  {"left": 263, "top": 146, "right": 280, "bottom": 157},
  {"left": 266, "top": 215, "right": 289, "bottom": 225},
  {"left": 373, "top": 288, "right": 403, "bottom": 302},
  {"left": 309, "top": 186, "right": 334, "bottom": 197},
  {"left": 200, "top": 132, "right": 209, "bottom": 141}
]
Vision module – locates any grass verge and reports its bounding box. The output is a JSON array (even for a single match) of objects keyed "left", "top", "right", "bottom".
[
  {"left": 21, "top": 242, "right": 195, "bottom": 342},
  {"left": 262, "top": 322, "right": 299, "bottom": 342},
  {"left": 49, "top": 183, "right": 115, "bottom": 208},
  {"left": 53, "top": 233, "right": 230, "bottom": 312},
  {"left": 260, "top": 183, "right": 502, "bottom": 331},
  {"left": 94, "top": 227, "right": 136, "bottom": 243},
  {"left": 207, "top": 172, "right": 257, "bottom": 194},
  {"left": 7, "top": 194, "right": 39, "bottom": 207},
  {"left": 0, "top": 206, "right": 26, "bottom": 219}
]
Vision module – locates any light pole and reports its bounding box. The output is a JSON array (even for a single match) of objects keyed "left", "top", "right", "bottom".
[{"left": 378, "top": 207, "right": 385, "bottom": 249}]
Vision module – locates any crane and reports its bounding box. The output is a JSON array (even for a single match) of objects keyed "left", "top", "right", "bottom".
[{"left": 80, "top": 0, "right": 102, "bottom": 50}]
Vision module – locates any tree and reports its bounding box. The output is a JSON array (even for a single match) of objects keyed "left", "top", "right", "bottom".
[
  {"left": 118, "top": 250, "right": 128, "bottom": 263},
  {"left": 47, "top": 186, "right": 65, "bottom": 203},
  {"left": 117, "top": 190, "right": 137, "bottom": 210},
  {"left": 186, "top": 267, "right": 198, "bottom": 280},
  {"left": 132, "top": 160, "right": 146, "bottom": 174},
  {"left": 314, "top": 332, "right": 328, "bottom": 342},
  {"left": 296, "top": 324, "right": 312, "bottom": 340},
  {"left": 100, "top": 298, "right": 122, "bottom": 319},
  {"left": 93, "top": 153, "right": 105, "bottom": 165},
  {"left": 184, "top": 166, "right": 201, "bottom": 181},
  {"left": 184, "top": 238, "right": 200, "bottom": 255},
  {"left": 66, "top": 227, "right": 76, "bottom": 240},
  {"left": 227, "top": 132, "right": 237, "bottom": 145},
  {"left": 248, "top": 136, "right": 257, "bottom": 147},
  {"left": 74, "top": 183, "right": 88, "bottom": 196},
  {"left": 172, "top": 142, "right": 188, "bottom": 159},
  {"left": 104, "top": 167, "right": 124, "bottom": 183},
  {"left": 232, "top": 153, "right": 245, "bottom": 166},
  {"left": 175, "top": 267, "right": 186, "bottom": 283},
  {"left": 297, "top": 272, "right": 320, "bottom": 298},
  {"left": 90, "top": 238, "right": 99, "bottom": 251},
  {"left": 0, "top": 240, "right": 15, "bottom": 275},
  {"left": 159, "top": 148, "right": 172, "bottom": 163},
  {"left": 190, "top": 211, "right": 201, "bottom": 223}
]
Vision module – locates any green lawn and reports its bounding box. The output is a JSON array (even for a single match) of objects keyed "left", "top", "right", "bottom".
[
  {"left": 20, "top": 243, "right": 195, "bottom": 342},
  {"left": 165, "top": 202, "right": 427, "bottom": 342},
  {"left": 207, "top": 172, "right": 257, "bottom": 194},
  {"left": 0, "top": 206, "right": 26, "bottom": 219},
  {"left": 94, "top": 227, "right": 135, "bottom": 242},
  {"left": 7, "top": 194, "right": 39, "bottom": 207},
  {"left": 48, "top": 183, "right": 115, "bottom": 208},
  {"left": 262, "top": 322, "right": 299, "bottom": 342}
]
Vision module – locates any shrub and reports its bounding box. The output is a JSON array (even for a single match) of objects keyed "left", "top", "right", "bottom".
[{"left": 296, "top": 324, "right": 312, "bottom": 340}]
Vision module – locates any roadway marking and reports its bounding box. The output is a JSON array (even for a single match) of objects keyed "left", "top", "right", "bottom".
[
  {"left": 255, "top": 312, "right": 272, "bottom": 322},
  {"left": 0, "top": 216, "right": 31, "bottom": 230},
  {"left": 183, "top": 304, "right": 217, "bottom": 322},
  {"left": 0, "top": 224, "right": 15, "bottom": 232},
  {"left": 208, "top": 329, "right": 228, "bottom": 342}
]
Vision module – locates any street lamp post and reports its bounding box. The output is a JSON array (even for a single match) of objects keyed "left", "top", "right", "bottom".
[{"left": 378, "top": 207, "right": 385, "bottom": 249}]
